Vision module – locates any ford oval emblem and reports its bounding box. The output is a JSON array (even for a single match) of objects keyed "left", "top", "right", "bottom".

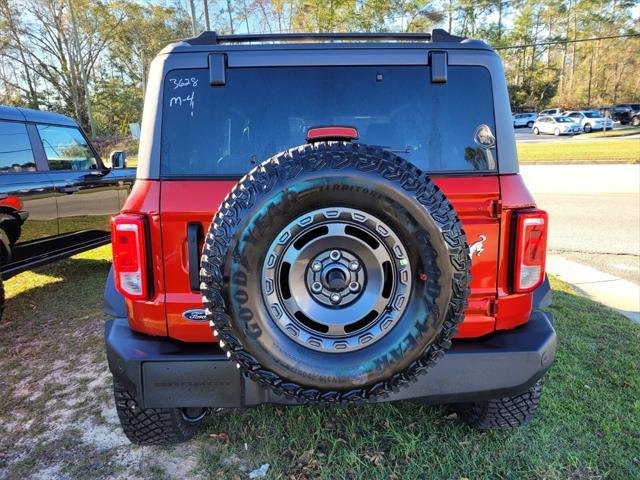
[{"left": 182, "top": 309, "right": 207, "bottom": 322}]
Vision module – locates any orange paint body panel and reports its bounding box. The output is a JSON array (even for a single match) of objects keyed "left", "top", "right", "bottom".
[
  {"left": 122, "top": 174, "right": 539, "bottom": 342},
  {"left": 119, "top": 180, "right": 167, "bottom": 336},
  {"left": 160, "top": 180, "right": 236, "bottom": 341},
  {"left": 433, "top": 177, "right": 501, "bottom": 337},
  {"left": 495, "top": 174, "right": 537, "bottom": 331}
]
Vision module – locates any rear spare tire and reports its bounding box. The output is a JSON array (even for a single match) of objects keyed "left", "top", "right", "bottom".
[{"left": 201, "top": 142, "right": 471, "bottom": 403}]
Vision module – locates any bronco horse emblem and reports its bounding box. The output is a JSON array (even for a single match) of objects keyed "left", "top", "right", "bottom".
[{"left": 469, "top": 235, "right": 487, "bottom": 258}]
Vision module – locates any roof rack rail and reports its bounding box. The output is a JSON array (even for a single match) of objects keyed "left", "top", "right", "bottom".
[{"left": 186, "top": 29, "right": 465, "bottom": 46}]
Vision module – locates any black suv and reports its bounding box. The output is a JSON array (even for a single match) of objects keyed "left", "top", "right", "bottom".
[
  {"left": 0, "top": 106, "right": 135, "bottom": 316},
  {"left": 602, "top": 104, "right": 640, "bottom": 125}
]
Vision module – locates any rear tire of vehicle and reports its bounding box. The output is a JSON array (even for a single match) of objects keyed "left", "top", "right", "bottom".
[
  {"left": 583, "top": 123, "right": 592, "bottom": 133},
  {"left": 0, "top": 277, "right": 4, "bottom": 321},
  {"left": 533, "top": 127, "right": 539, "bottom": 135},
  {"left": 554, "top": 128, "right": 560, "bottom": 136},
  {"left": 526, "top": 121, "right": 534, "bottom": 128},
  {"left": 112, "top": 379, "right": 206, "bottom": 445},
  {"left": 0, "top": 227, "right": 10, "bottom": 321},
  {"left": 455, "top": 378, "right": 544, "bottom": 430},
  {"left": 632, "top": 116, "right": 640, "bottom": 127},
  {"left": 0, "top": 214, "right": 21, "bottom": 247}
]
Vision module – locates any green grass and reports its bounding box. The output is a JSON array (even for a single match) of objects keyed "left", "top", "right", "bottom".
[
  {"left": 580, "top": 126, "right": 640, "bottom": 139},
  {"left": 2, "top": 248, "right": 639, "bottom": 479},
  {"left": 518, "top": 138, "right": 640, "bottom": 164}
]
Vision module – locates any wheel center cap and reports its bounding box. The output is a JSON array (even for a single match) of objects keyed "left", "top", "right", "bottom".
[{"left": 325, "top": 268, "right": 348, "bottom": 291}]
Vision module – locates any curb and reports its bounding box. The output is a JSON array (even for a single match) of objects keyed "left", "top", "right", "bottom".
[{"left": 547, "top": 254, "right": 640, "bottom": 324}]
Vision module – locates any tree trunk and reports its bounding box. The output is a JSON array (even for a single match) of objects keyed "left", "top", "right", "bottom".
[
  {"left": 497, "top": 0, "right": 503, "bottom": 41},
  {"left": 0, "top": 1, "right": 39, "bottom": 108},
  {"left": 242, "top": 0, "right": 250, "bottom": 33},
  {"left": 225, "top": 0, "right": 235, "bottom": 34}
]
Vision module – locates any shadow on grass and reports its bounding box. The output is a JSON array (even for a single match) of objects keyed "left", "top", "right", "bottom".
[{"left": 2, "top": 248, "right": 112, "bottom": 338}]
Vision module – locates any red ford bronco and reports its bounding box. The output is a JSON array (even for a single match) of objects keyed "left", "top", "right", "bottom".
[{"left": 104, "top": 30, "right": 556, "bottom": 445}]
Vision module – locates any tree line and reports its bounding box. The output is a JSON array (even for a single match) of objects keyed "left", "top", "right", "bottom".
[{"left": 0, "top": 0, "right": 638, "bottom": 137}]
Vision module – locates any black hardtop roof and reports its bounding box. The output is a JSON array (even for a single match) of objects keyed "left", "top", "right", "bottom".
[
  {"left": 161, "top": 28, "right": 492, "bottom": 54},
  {"left": 0, "top": 105, "right": 77, "bottom": 127}
]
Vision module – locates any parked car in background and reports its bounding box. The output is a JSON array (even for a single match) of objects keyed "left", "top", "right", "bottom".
[
  {"left": 532, "top": 115, "right": 582, "bottom": 136},
  {"left": 600, "top": 104, "right": 640, "bottom": 125},
  {"left": 0, "top": 106, "right": 135, "bottom": 317},
  {"left": 512, "top": 112, "right": 537, "bottom": 128},
  {"left": 562, "top": 110, "right": 613, "bottom": 132},
  {"left": 625, "top": 104, "right": 640, "bottom": 126},
  {"left": 539, "top": 108, "right": 563, "bottom": 116}
]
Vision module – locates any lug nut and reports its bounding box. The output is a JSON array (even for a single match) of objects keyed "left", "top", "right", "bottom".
[
  {"left": 349, "top": 282, "right": 360, "bottom": 293},
  {"left": 311, "top": 261, "right": 322, "bottom": 272},
  {"left": 311, "top": 282, "right": 323, "bottom": 293},
  {"left": 348, "top": 260, "right": 360, "bottom": 271},
  {"left": 329, "top": 250, "right": 341, "bottom": 261},
  {"left": 330, "top": 292, "right": 341, "bottom": 304}
]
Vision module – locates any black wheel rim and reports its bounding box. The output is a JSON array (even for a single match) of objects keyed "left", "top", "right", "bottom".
[{"left": 262, "top": 207, "right": 412, "bottom": 353}]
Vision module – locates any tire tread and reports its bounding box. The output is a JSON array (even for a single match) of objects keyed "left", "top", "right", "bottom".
[{"left": 200, "top": 142, "right": 471, "bottom": 404}]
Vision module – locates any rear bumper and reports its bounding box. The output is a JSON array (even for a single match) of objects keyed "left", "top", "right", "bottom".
[{"left": 105, "top": 310, "right": 556, "bottom": 409}]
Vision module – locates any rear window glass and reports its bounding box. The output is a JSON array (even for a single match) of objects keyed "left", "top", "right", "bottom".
[
  {"left": 161, "top": 65, "right": 496, "bottom": 177},
  {"left": 0, "top": 121, "right": 36, "bottom": 173}
]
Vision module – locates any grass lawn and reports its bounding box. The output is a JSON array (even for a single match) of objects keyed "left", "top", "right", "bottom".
[
  {"left": 518, "top": 138, "right": 640, "bottom": 164},
  {"left": 1, "top": 246, "right": 639, "bottom": 479},
  {"left": 580, "top": 126, "right": 640, "bottom": 139}
]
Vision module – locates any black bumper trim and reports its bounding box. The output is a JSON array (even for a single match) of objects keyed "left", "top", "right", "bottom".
[{"left": 105, "top": 310, "right": 556, "bottom": 409}]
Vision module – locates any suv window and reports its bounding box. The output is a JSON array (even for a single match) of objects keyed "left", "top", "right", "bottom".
[
  {"left": 0, "top": 121, "right": 36, "bottom": 173},
  {"left": 161, "top": 65, "right": 497, "bottom": 176},
  {"left": 37, "top": 124, "right": 98, "bottom": 171}
]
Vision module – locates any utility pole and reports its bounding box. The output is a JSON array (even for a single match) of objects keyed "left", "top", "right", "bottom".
[
  {"left": 189, "top": 0, "right": 198, "bottom": 36},
  {"left": 203, "top": 0, "right": 210, "bottom": 30},
  {"left": 68, "top": 0, "right": 95, "bottom": 138}
]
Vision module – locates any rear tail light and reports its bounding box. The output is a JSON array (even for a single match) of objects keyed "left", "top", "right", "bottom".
[
  {"left": 111, "top": 214, "right": 150, "bottom": 299},
  {"left": 513, "top": 209, "right": 548, "bottom": 293}
]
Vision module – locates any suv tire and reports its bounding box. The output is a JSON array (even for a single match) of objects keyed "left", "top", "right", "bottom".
[
  {"left": 533, "top": 127, "right": 539, "bottom": 135},
  {"left": 526, "top": 120, "right": 534, "bottom": 128},
  {"left": 455, "top": 378, "right": 544, "bottom": 429},
  {"left": 632, "top": 116, "right": 640, "bottom": 127},
  {"left": 201, "top": 142, "right": 471, "bottom": 403},
  {"left": 0, "top": 276, "right": 4, "bottom": 320},
  {"left": 0, "top": 226, "right": 11, "bottom": 320},
  {"left": 583, "top": 123, "right": 592, "bottom": 133},
  {"left": 113, "top": 379, "right": 207, "bottom": 445}
]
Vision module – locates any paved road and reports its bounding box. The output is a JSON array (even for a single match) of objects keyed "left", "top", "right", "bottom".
[
  {"left": 515, "top": 123, "right": 635, "bottom": 143},
  {"left": 535, "top": 193, "right": 640, "bottom": 284}
]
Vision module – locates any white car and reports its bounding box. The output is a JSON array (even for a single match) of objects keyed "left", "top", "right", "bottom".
[
  {"left": 562, "top": 110, "right": 613, "bottom": 133},
  {"left": 532, "top": 116, "right": 582, "bottom": 136},
  {"left": 539, "top": 108, "right": 563, "bottom": 116},
  {"left": 513, "top": 112, "right": 537, "bottom": 128}
]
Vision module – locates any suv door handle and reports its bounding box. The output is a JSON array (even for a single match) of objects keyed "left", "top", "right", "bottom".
[
  {"left": 60, "top": 186, "right": 80, "bottom": 194},
  {"left": 187, "top": 223, "right": 203, "bottom": 291}
]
